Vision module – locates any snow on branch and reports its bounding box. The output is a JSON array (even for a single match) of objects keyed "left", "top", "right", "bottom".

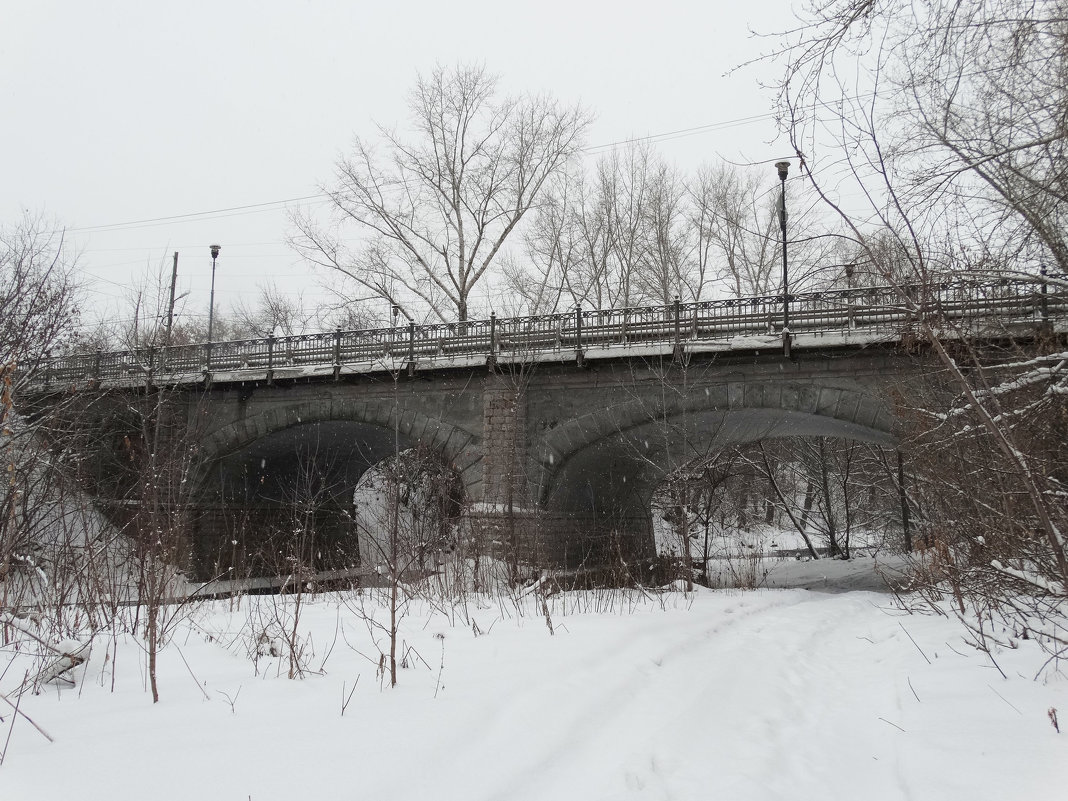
[{"left": 990, "top": 560, "right": 1067, "bottom": 597}]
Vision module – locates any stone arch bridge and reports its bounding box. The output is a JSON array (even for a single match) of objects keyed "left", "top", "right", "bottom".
[{"left": 27, "top": 276, "right": 1066, "bottom": 577}]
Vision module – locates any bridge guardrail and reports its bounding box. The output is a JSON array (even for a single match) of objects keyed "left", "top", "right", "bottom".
[{"left": 25, "top": 273, "right": 1068, "bottom": 389}]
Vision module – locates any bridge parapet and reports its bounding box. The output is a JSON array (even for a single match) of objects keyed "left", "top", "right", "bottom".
[{"left": 26, "top": 275, "right": 1067, "bottom": 391}]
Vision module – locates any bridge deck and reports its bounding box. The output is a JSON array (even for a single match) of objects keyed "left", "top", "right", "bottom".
[{"left": 28, "top": 276, "right": 1068, "bottom": 389}]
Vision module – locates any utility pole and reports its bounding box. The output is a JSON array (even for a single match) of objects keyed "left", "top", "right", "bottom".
[{"left": 165, "top": 251, "right": 179, "bottom": 345}]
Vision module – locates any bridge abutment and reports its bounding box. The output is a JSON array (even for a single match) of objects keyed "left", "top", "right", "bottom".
[
  {"left": 479, "top": 374, "right": 529, "bottom": 510},
  {"left": 465, "top": 509, "right": 654, "bottom": 574},
  {"left": 471, "top": 373, "right": 657, "bottom": 571}
]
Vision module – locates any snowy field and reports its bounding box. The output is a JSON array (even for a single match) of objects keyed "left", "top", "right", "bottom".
[{"left": 2, "top": 576, "right": 1066, "bottom": 800}]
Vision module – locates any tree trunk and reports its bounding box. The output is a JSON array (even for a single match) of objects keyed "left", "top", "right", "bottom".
[
  {"left": 798, "top": 480, "right": 815, "bottom": 536},
  {"left": 818, "top": 438, "right": 840, "bottom": 557},
  {"left": 148, "top": 605, "right": 159, "bottom": 703}
]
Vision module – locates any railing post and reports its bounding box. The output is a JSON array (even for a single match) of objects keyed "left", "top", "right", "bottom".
[
  {"left": 204, "top": 342, "right": 212, "bottom": 374},
  {"left": 267, "top": 334, "right": 275, "bottom": 385},
  {"left": 488, "top": 312, "right": 497, "bottom": 371},
  {"left": 407, "top": 321, "right": 416, "bottom": 377},
  {"left": 333, "top": 326, "right": 342, "bottom": 380},
  {"left": 93, "top": 349, "right": 103, "bottom": 383},
  {"left": 575, "top": 304, "right": 584, "bottom": 367}
]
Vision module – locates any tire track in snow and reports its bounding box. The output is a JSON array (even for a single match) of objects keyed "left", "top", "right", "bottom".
[
  {"left": 478, "top": 591, "right": 919, "bottom": 801},
  {"left": 476, "top": 591, "right": 822, "bottom": 801}
]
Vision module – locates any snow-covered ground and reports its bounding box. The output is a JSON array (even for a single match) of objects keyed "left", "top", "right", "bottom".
[{"left": 2, "top": 573, "right": 1065, "bottom": 800}]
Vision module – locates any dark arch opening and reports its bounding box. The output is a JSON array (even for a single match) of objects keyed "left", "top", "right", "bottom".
[
  {"left": 542, "top": 407, "right": 894, "bottom": 515},
  {"left": 192, "top": 420, "right": 417, "bottom": 581},
  {"left": 537, "top": 407, "right": 896, "bottom": 570}
]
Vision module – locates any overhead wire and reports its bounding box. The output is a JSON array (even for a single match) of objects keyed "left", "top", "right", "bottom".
[
  {"left": 65, "top": 109, "right": 786, "bottom": 237},
  {"left": 56, "top": 78, "right": 992, "bottom": 242},
  {"left": 66, "top": 194, "right": 328, "bottom": 234},
  {"left": 67, "top": 106, "right": 843, "bottom": 318}
]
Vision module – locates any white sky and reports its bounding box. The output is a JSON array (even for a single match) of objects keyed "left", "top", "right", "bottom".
[{"left": 1, "top": 0, "right": 796, "bottom": 328}]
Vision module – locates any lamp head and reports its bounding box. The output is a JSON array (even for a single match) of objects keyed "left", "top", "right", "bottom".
[
  {"left": 775, "top": 161, "right": 790, "bottom": 182},
  {"left": 210, "top": 244, "right": 221, "bottom": 260}
]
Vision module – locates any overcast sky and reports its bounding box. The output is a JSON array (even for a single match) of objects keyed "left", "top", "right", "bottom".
[{"left": 2, "top": 0, "right": 794, "bottom": 329}]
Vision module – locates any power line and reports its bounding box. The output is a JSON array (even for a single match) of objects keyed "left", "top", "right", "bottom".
[
  {"left": 62, "top": 110, "right": 779, "bottom": 236},
  {"left": 66, "top": 194, "right": 327, "bottom": 234},
  {"left": 78, "top": 240, "right": 288, "bottom": 253},
  {"left": 583, "top": 112, "right": 777, "bottom": 153}
]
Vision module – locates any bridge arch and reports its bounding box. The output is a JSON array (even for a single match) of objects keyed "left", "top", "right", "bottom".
[
  {"left": 534, "top": 380, "right": 895, "bottom": 529},
  {"left": 196, "top": 400, "right": 483, "bottom": 500},
  {"left": 187, "top": 400, "right": 481, "bottom": 581}
]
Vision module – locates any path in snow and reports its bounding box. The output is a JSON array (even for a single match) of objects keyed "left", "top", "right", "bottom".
[{"left": 2, "top": 589, "right": 1064, "bottom": 801}]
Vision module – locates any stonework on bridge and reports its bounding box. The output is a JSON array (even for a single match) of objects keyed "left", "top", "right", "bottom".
[
  {"left": 24, "top": 275, "right": 1065, "bottom": 580},
  {"left": 66, "top": 348, "right": 909, "bottom": 578}
]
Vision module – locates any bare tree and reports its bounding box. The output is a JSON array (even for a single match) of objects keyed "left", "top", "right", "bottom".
[
  {"left": 78, "top": 269, "right": 358, "bottom": 353},
  {"left": 507, "top": 149, "right": 852, "bottom": 315},
  {"left": 597, "top": 144, "right": 653, "bottom": 308},
  {"left": 510, "top": 144, "right": 704, "bottom": 313},
  {"left": 571, "top": 167, "right": 618, "bottom": 309},
  {"left": 230, "top": 282, "right": 313, "bottom": 339},
  {"left": 689, "top": 164, "right": 779, "bottom": 296},
  {"left": 1, "top": 213, "right": 83, "bottom": 642},
  {"left": 635, "top": 159, "right": 691, "bottom": 305},
  {"left": 772, "top": 0, "right": 1068, "bottom": 656},
  {"left": 75, "top": 258, "right": 200, "bottom": 351},
  {"left": 292, "top": 64, "right": 592, "bottom": 322},
  {"left": 0, "top": 213, "right": 79, "bottom": 386},
  {"left": 772, "top": 0, "right": 1066, "bottom": 279},
  {"left": 116, "top": 389, "right": 208, "bottom": 702},
  {"left": 895, "top": 343, "right": 1068, "bottom": 644},
  {"left": 503, "top": 174, "right": 584, "bottom": 314},
  {"left": 689, "top": 163, "right": 846, "bottom": 298},
  {"left": 248, "top": 446, "right": 353, "bottom": 680}
]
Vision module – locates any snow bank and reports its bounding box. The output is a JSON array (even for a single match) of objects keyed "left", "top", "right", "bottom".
[{"left": 1, "top": 587, "right": 1065, "bottom": 800}]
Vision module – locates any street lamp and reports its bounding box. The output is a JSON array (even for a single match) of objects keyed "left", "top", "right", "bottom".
[
  {"left": 775, "top": 160, "right": 791, "bottom": 357},
  {"left": 207, "top": 244, "right": 221, "bottom": 344}
]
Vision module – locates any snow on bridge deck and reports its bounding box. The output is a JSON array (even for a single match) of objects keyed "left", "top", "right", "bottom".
[{"left": 27, "top": 276, "right": 1068, "bottom": 390}]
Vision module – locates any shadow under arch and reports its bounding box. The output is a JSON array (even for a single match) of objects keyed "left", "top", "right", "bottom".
[
  {"left": 190, "top": 408, "right": 479, "bottom": 581},
  {"left": 543, "top": 407, "right": 895, "bottom": 518},
  {"left": 195, "top": 403, "right": 481, "bottom": 499},
  {"left": 532, "top": 382, "right": 896, "bottom": 568}
]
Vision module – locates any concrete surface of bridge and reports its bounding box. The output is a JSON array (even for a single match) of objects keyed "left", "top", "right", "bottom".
[
  {"left": 55, "top": 347, "right": 911, "bottom": 579},
  {"left": 24, "top": 276, "right": 1066, "bottom": 580}
]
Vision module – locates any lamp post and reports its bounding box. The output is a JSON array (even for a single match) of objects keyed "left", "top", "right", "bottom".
[
  {"left": 775, "top": 160, "right": 791, "bottom": 357},
  {"left": 207, "top": 244, "right": 221, "bottom": 344}
]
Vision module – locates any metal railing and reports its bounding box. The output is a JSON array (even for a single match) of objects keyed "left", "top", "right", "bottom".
[{"left": 29, "top": 275, "right": 1068, "bottom": 389}]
